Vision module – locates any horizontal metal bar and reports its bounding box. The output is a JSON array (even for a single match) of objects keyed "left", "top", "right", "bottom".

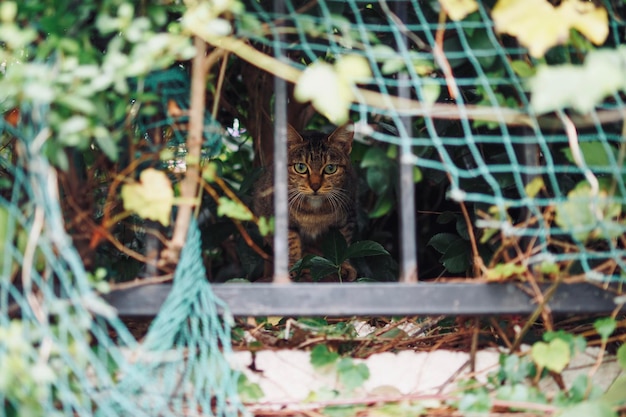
[{"left": 104, "top": 283, "right": 623, "bottom": 317}]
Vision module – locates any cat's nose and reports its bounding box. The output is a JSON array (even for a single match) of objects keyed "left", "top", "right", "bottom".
[{"left": 310, "top": 182, "right": 321, "bottom": 192}]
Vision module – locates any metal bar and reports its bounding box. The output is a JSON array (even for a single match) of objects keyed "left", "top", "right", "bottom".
[
  {"left": 395, "top": 0, "right": 418, "bottom": 283},
  {"left": 105, "top": 283, "right": 623, "bottom": 317},
  {"left": 272, "top": 0, "right": 290, "bottom": 284}
]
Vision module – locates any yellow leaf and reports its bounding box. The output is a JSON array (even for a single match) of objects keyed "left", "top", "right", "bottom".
[
  {"left": 561, "top": 0, "right": 609, "bottom": 45},
  {"left": 334, "top": 54, "right": 372, "bottom": 84},
  {"left": 439, "top": 0, "right": 478, "bottom": 21},
  {"left": 294, "top": 61, "right": 353, "bottom": 125},
  {"left": 492, "top": 0, "right": 608, "bottom": 58},
  {"left": 121, "top": 168, "right": 174, "bottom": 226}
]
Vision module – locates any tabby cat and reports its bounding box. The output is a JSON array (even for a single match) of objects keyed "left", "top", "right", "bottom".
[{"left": 253, "top": 124, "right": 357, "bottom": 281}]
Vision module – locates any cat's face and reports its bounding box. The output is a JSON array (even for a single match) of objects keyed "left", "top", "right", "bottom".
[{"left": 287, "top": 125, "right": 354, "bottom": 210}]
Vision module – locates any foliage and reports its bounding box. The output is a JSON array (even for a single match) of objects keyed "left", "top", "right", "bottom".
[
  {"left": 492, "top": 0, "right": 608, "bottom": 58},
  {"left": 290, "top": 230, "right": 391, "bottom": 282},
  {"left": 0, "top": 0, "right": 194, "bottom": 167},
  {"left": 530, "top": 47, "right": 626, "bottom": 114},
  {"left": 294, "top": 55, "right": 372, "bottom": 125},
  {"left": 121, "top": 168, "right": 174, "bottom": 226}
]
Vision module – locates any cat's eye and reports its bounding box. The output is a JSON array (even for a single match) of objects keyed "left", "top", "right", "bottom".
[
  {"left": 324, "top": 164, "right": 338, "bottom": 174},
  {"left": 294, "top": 163, "right": 308, "bottom": 174}
]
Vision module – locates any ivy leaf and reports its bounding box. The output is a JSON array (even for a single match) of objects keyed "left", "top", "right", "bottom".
[
  {"left": 294, "top": 61, "right": 353, "bottom": 125},
  {"left": 594, "top": 317, "right": 616, "bottom": 343},
  {"left": 492, "top": 0, "right": 608, "bottom": 58},
  {"left": 334, "top": 54, "right": 371, "bottom": 84},
  {"left": 237, "top": 373, "right": 264, "bottom": 402},
  {"left": 121, "top": 168, "right": 173, "bottom": 226},
  {"left": 439, "top": 0, "right": 478, "bottom": 21},
  {"left": 336, "top": 358, "right": 370, "bottom": 391},
  {"left": 531, "top": 338, "right": 570, "bottom": 373},
  {"left": 554, "top": 181, "right": 622, "bottom": 242},
  {"left": 530, "top": 48, "right": 626, "bottom": 114},
  {"left": 310, "top": 344, "right": 340, "bottom": 369}
]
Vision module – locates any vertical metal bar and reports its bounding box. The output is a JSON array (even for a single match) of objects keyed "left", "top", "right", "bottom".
[
  {"left": 272, "top": 0, "right": 290, "bottom": 284},
  {"left": 396, "top": 1, "right": 418, "bottom": 283}
]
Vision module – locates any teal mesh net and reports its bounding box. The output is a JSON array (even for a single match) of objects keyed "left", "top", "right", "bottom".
[
  {"left": 0, "top": 102, "right": 243, "bottom": 415},
  {"left": 232, "top": 0, "right": 626, "bottom": 282}
]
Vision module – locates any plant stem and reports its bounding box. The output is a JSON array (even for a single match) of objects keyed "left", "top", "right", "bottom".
[{"left": 165, "top": 36, "right": 207, "bottom": 264}]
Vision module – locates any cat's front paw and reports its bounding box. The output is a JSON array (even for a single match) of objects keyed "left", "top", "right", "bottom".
[{"left": 340, "top": 261, "right": 357, "bottom": 282}]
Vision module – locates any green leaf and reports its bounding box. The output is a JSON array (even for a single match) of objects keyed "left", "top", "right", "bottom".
[
  {"left": 336, "top": 358, "right": 369, "bottom": 390},
  {"left": 440, "top": 238, "right": 471, "bottom": 273},
  {"left": 554, "top": 180, "right": 622, "bottom": 242},
  {"left": 562, "top": 142, "right": 617, "bottom": 168},
  {"left": 310, "top": 344, "right": 340, "bottom": 369},
  {"left": 458, "top": 389, "right": 491, "bottom": 412},
  {"left": 510, "top": 60, "right": 536, "bottom": 77},
  {"left": 544, "top": 330, "right": 587, "bottom": 355},
  {"left": 594, "top": 317, "right": 616, "bottom": 342},
  {"left": 427, "top": 232, "right": 459, "bottom": 254},
  {"left": 94, "top": 127, "right": 118, "bottom": 161},
  {"left": 298, "top": 317, "right": 328, "bottom": 328},
  {"left": 217, "top": 197, "right": 253, "bottom": 221},
  {"left": 617, "top": 344, "right": 626, "bottom": 371},
  {"left": 421, "top": 80, "right": 441, "bottom": 104},
  {"left": 360, "top": 147, "right": 392, "bottom": 169},
  {"left": 569, "top": 374, "right": 604, "bottom": 403},
  {"left": 368, "top": 193, "right": 394, "bottom": 218},
  {"left": 343, "top": 240, "right": 389, "bottom": 261},
  {"left": 413, "top": 166, "right": 422, "bottom": 183},
  {"left": 322, "top": 229, "right": 348, "bottom": 264},
  {"left": 486, "top": 262, "right": 526, "bottom": 281},
  {"left": 308, "top": 256, "right": 340, "bottom": 281},
  {"left": 237, "top": 373, "right": 264, "bottom": 402},
  {"left": 558, "top": 401, "right": 616, "bottom": 417},
  {"left": 601, "top": 374, "right": 626, "bottom": 406},
  {"left": 322, "top": 405, "right": 366, "bottom": 417},
  {"left": 525, "top": 176, "right": 544, "bottom": 198},
  {"left": 257, "top": 216, "right": 274, "bottom": 236},
  {"left": 531, "top": 338, "right": 570, "bottom": 373},
  {"left": 366, "top": 166, "right": 390, "bottom": 196}
]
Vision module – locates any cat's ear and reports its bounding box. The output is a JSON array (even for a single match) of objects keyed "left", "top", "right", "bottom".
[
  {"left": 287, "top": 124, "right": 304, "bottom": 146},
  {"left": 328, "top": 124, "right": 354, "bottom": 154}
]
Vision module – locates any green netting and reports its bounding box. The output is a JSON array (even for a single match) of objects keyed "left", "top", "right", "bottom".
[
  {"left": 235, "top": 0, "right": 626, "bottom": 282},
  {"left": 0, "top": 104, "right": 243, "bottom": 415}
]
